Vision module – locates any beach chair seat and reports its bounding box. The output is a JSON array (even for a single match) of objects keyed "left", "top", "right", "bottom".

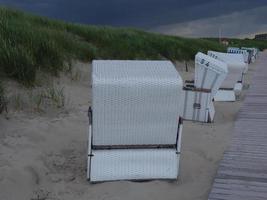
[{"left": 182, "top": 87, "right": 213, "bottom": 122}]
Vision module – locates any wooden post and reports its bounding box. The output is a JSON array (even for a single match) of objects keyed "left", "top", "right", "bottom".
[{"left": 185, "top": 61, "right": 188, "bottom": 72}]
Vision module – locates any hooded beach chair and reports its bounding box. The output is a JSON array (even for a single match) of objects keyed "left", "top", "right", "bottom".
[
  {"left": 88, "top": 60, "right": 184, "bottom": 182},
  {"left": 181, "top": 52, "right": 228, "bottom": 122},
  {"left": 208, "top": 51, "right": 247, "bottom": 101},
  {"left": 241, "top": 47, "right": 258, "bottom": 63},
  {"left": 227, "top": 47, "right": 250, "bottom": 64}
]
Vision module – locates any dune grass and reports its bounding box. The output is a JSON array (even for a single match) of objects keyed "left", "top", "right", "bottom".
[
  {"left": 0, "top": 7, "right": 226, "bottom": 87},
  {"left": 227, "top": 38, "right": 267, "bottom": 51},
  {"left": 206, "top": 38, "right": 267, "bottom": 51},
  {"left": 0, "top": 8, "right": 96, "bottom": 86},
  {"left": 0, "top": 7, "right": 266, "bottom": 113},
  {"left": 0, "top": 81, "right": 7, "bottom": 113}
]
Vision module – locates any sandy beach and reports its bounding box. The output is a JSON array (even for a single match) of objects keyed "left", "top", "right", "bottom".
[{"left": 0, "top": 59, "right": 257, "bottom": 200}]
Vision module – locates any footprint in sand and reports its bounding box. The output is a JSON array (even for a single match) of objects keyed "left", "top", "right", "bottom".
[
  {"left": 25, "top": 166, "right": 40, "bottom": 185},
  {"left": 31, "top": 188, "right": 60, "bottom": 200},
  {"left": 42, "top": 142, "right": 86, "bottom": 183}
]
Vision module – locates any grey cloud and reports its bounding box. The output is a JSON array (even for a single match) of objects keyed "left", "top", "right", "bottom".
[
  {"left": 1, "top": 0, "right": 267, "bottom": 37},
  {"left": 150, "top": 6, "right": 267, "bottom": 38}
]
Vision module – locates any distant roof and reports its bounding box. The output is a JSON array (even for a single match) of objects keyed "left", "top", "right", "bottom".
[{"left": 255, "top": 33, "right": 267, "bottom": 40}]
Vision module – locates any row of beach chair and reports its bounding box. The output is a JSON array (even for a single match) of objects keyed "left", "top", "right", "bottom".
[{"left": 87, "top": 47, "right": 259, "bottom": 182}]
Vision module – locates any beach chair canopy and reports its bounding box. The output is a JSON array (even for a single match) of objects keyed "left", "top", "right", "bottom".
[
  {"left": 209, "top": 50, "right": 247, "bottom": 70},
  {"left": 92, "top": 60, "right": 183, "bottom": 145},
  {"left": 181, "top": 52, "right": 227, "bottom": 122},
  {"left": 227, "top": 47, "right": 239, "bottom": 52},
  {"left": 208, "top": 51, "right": 247, "bottom": 88},
  {"left": 89, "top": 60, "right": 183, "bottom": 182},
  {"left": 194, "top": 52, "right": 228, "bottom": 98}
]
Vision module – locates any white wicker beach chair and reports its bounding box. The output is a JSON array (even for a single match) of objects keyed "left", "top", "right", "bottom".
[
  {"left": 208, "top": 51, "right": 247, "bottom": 101},
  {"left": 88, "top": 60, "right": 183, "bottom": 182},
  {"left": 241, "top": 47, "right": 258, "bottom": 63},
  {"left": 181, "top": 52, "right": 228, "bottom": 122},
  {"left": 227, "top": 47, "right": 250, "bottom": 64}
]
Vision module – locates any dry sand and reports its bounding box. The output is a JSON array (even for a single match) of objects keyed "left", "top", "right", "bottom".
[{"left": 0, "top": 59, "right": 257, "bottom": 200}]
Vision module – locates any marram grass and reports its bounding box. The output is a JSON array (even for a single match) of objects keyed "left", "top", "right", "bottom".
[
  {"left": 0, "top": 7, "right": 266, "bottom": 113},
  {"left": 0, "top": 6, "right": 226, "bottom": 86}
]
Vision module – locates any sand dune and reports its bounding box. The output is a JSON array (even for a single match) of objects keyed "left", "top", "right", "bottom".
[{"left": 0, "top": 60, "right": 256, "bottom": 200}]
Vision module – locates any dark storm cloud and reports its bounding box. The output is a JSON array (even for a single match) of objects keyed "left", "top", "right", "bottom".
[
  {"left": 0, "top": 0, "right": 267, "bottom": 28},
  {"left": 1, "top": 0, "right": 267, "bottom": 37}
]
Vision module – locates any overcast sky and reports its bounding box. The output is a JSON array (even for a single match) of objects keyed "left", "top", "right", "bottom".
[{"left": 1, "top": 0, "right": 267, "bottom": 38}]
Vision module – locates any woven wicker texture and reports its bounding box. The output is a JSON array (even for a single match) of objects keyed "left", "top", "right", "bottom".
[
  {"left": 92, "top": 60, "right": 183, "bottom": 146},
  {"left": 90, "top": 149, "right": 179, "bottom": 181}
]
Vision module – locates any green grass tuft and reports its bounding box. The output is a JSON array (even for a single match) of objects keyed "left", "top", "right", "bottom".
[
  {"left": 206, "top": 38, "right": 267, "bottom": 51},
  {"left": 0, "top": 81, "right": 7, "bottom": 113}
]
